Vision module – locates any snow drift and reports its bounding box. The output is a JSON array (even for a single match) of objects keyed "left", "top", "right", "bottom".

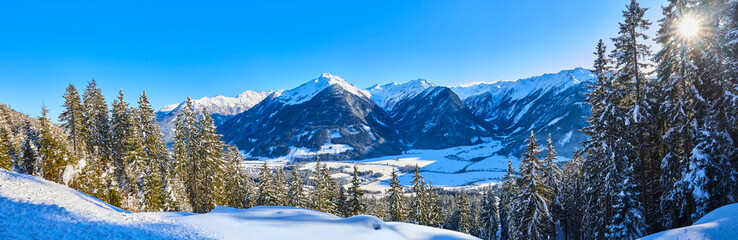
[
  {"left": 640, "top": 203, "right": 738, "bottom": 240},
  {"left": 0, "top": 170, "right": 478, "bottom": 240}
]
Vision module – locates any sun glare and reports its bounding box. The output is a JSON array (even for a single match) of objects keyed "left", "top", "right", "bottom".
[{"left": 679, "top": 15, "right": 700, "bottom": 38}]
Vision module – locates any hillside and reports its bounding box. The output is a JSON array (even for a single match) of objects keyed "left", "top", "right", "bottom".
[{"left": 0, "top": 170, "right": 478, "bottom": 240}]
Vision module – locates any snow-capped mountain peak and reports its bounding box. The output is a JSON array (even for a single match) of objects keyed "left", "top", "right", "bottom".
[
  {"left": 277, "top": 73, "right": 370, "bottom": 105},
  {"left": 368, "top": 78, "right": 436, "bottom": 111}
]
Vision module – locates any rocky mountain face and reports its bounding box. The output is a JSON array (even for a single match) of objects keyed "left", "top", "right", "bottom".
[
  {"left": 155, "top": 90, "right": 275, "bottom": 142},
  {"left": 218, "top": 73, "right": 404, "bottom": 160},
  {"left": 389, "top": 86, "right": 495, "bottom": 149},
  {"left": 452, "top": 68, "right": 595, "bottom": 157},
  {"left": 159, "top": 68, "right": 595, "bottom": 159}
]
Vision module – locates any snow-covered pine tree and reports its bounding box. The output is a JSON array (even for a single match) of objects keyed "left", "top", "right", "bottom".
[
  {"left": 37, "top": 106, "right": 71, "bottom": 184},
  {"left": 18, "top": 121, "right": 39, "bottom": 175},
  {"left": 609, "top": 0, "right": 655, "bottom": 233},
  {"left": 455, "top": 189, "right": 473, "bottom": 234},
  {"left": 312, "top": 159, "right": 336, "bottom": 213},
  {"left": 512, "top": 131, "right": 552, "bottom": 240},
  {"left": 479, "top": 186, "right": 500, "bottom": 240},
  {"left": 274, "top": 167, "right": 288, "bottom": 206},
  {"left": 427, "top": 180, "right": 445, "bottom": 228},
  {"left": 244, "top": 175, "right": 259, "bottom": 208},
  {"left": 288, "top": 168, "right": 308, "bottom": 209},
  {"left": 191, "top": 109, "right": 224, "bottom": 213},
  {"left": 347, "top": 165, "right": 365, "bottom": 216},
  {"left": 542, "top": 133, "right": 561, "bottom": 238},
  {"left": 337, "top": 186, "right": 350, "bottom": 217},
  {"left": 387, "top": 170, "right": 407, "bottom": 222},
  {"left": 81, "top": 79, "right": 110, "bottom": 161},
  {"left": 559, "top": 149, "right": 585, "bottom": 240},
  {"left": 136, "top": 92, "right": 168, "bottom": 211},
  {"left": 60, "top": 83, "right": 84, "bottom": 158},
  {"left": 409, "top": 165, "right": 429, "bottom": 225},
  {"left": 258, "top": 161, "right": 275, "bottom": 206},
  {"left": 0, "top": 107, "right": 19, "bottom": 171},
  {"left": 500, "top": 157, "right": 518, "bottom": 240},
  {"left": 221, "top": 146, "right": 247, "bottom": 208},
  {"left": 173, "top": 97, "right": 199, "bottom": 212}
]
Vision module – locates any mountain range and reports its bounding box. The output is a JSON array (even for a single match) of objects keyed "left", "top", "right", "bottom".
[{"left": 155, "top": 68, "right": 596, "bottom": 160}]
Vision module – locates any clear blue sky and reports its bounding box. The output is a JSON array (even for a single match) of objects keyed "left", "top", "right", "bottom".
[{"left": 0, "top": 0, "right": 665, "bottom": 119}]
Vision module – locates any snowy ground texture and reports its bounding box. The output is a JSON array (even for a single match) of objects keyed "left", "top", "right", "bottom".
[
  {"left": 640, "top": 203, "right": 738, "bottom": 240},
  {"left": 0, "top": 170, "right": 478, "bottom": 240}
]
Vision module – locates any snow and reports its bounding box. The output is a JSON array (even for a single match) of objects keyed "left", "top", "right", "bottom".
[
  {"left": 451, "top": 68, "right": 595, "bottom": 100},
  {"left": 640, "top": 203, "right": 738, "bottom": 240},
  {"left": 368, "top": 78, "right": 435, "bottom": 111},
  {"left": 278, "top": 73, "right": 371, "bottom": 105},
  {"left": 0, "top": 170, "right": 479, "bottom": 240}
]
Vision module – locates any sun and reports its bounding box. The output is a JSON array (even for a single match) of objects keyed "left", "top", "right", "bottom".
[{"left": 678, "top": 15, "right": 700, "bottom": 38}]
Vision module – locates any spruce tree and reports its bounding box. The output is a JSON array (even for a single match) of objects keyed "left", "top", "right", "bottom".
[
  {"left": 479, "top": 186, "right": 499, "bottom": 240},
  {"left": 274, "top": 167, "right": 288, "bottom": 206},
  {"left": 312, "top": 159, "right": 337, "bottom": 214},
  {"left": 82, "top": 79, "right": 110, "bottom": 160},
  {"left": 221, "top": 146, "right": 247, "bottom": 208},
  {"left": 0, "top": 107, "right": 16, "bottom": 170},
  {"left": 18, "top": 122, "right": 39, "bottom": 175},
  {"left": 427, "top": 180, "right": 445, "bottom": 228},
  {"left": 173, "top": 97, "right": 199, "bottom": 212},
  {"left": 512, "top": 131, "right": 552, "bottom": 240},
  {"left": 60, "top": 83, "right": 84, "bottom": 158},
  {"left": 288, "top": 168, "right": 308, "bottom": 208},
  {"left": 387, "top": 170, "right": 407, "bottom": 222},
  {"left": 37, "top": 106, "right": 71, "bottom": 183},
  {"left": 136, "top": 92, "right": 168, "bottom": 211},
  {"left": 542, "top": 133, "right": 561, "bottom": 238},
  {"left": 258, "top": 161, "right": 275, "bottom": 206},
  {"left": 409, "top": 165, "right": 429, "bottom": 224},
  {"left": 500, "top": 157, "right": 518, "bottom": 240},
  {"left": 347, "top": 165, "right": 365, "bottom": 216},
  {"left": 455, "top": 189, "right": 473, "bottom": 234}
]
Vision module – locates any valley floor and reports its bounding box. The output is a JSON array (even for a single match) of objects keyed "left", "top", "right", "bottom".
[{"left": 0, "top": 170, "right": 478, "bottom": 240}]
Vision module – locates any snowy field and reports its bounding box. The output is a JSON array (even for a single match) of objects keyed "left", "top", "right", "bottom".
[
  {"left": 242, "top": 141, "right": 526, "bottom": 191},
  {"left": 639, "top": 203, "right": 738, "bottom": 240},
  {"left": 0, "top": 170, "right": 478, "bottom": 240}
]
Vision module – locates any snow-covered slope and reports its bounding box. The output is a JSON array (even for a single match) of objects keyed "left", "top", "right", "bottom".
[
  {"left": 155, "top": 90, "right": 276, "bottom": 142},
  {"left": 368, "top": 79, "right": 435, "bottom": 112},
  {"left": 276, "top": 72, "right": 371, "bottom": 105},
  {"left": 452, "top": 68, "right": 595, "bottom": 157},
  {"left": 0, "top": 170, "right": 478, "bottom": 240},
  {"left": 640, "top": 203, "right": 738, "bottom": 240}
]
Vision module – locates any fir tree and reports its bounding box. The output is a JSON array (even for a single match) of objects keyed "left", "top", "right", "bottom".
[
  {"left": 500, "top": 157, "right": 518, "bottom": 240},
  {"left": 221, "top": 146, "right": 247, "bottom": 208},
  {"left": 37, "top": 106, "right": 71, "bottom": 183},
  {"left": 347, "top": 165, "right": 365, "bottom": 216},
  {"left": 81, "top": 79, "right": 110, "bottom": 160},
  {"left": 136, "top": 92, "right": 169, "bottom": 211},
  {"left": 542, "top": 133, "right": 561, "bottom": 238},
  {"left": 455, "top": 189, "right": 473, "bottom": 234},
  {"left": 60, "top": 83, "right": 84, "bottom": 158},
  {"left": 387, "top": 170, "right": 407, "bottom": 222},
  {"left": 0, "top": 107, "right": 17, "bottom": 170},
  {"left": 258, "top": 161, "right": 275, "bottom": 206},
  {"left": 512, "top": 131, "right": 552, "bottom": 240},
  {"left": 173, "top": 97, "right": 199, "bottom": 212},
  {"left": 288, "top": 168, "right": 308, "bottom": 208},
  {"left": 409, "top": 165, "right": 429, "bottom": 225},
  {"left": 274, "top": 167, "right": 288, "bottom": 206},
  {"left": 312, "top": 159, "right": 337, "bottom": 214},
  {"left": 479, "top": 186, "right": 500, "bottom": 240}
]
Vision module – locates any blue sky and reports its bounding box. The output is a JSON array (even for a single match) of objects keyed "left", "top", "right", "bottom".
[{"left": 0, "top": 0, "right": 665, "bottom": 119}]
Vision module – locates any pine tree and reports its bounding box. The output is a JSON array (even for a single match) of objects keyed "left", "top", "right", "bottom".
[
  {"left": 559, "top": 150, "right": 585, "bottom": 240},
  {"left": 18, "top": 122, "right": 39, "bottom": 175},
  {"left": 387, "top": 170, "right": 407, "bottom": 222},
  {"left": 500, "top": 157, "right": 518, "bottom": 240},
  {"left": 60, "top": 83, "right": 84, "bottom": 158},
  {"left": 221, "top": 146, "right": 247, "bottom": 208},
  {"left": 82, "top": 79, "right": 110, "bottom": 160},
  {"left": 37, "top": 106, "right": 71, "bottom": 183},
  {"left": 136, "top": 92, "right": 168, "bottom": 211},
  {"left": 512, "top": 131, "right": 552, "bottom": 240},
  {"left": 0, "top": 107, "right": 17, "bottom": 170},
  {"left": 455, "top": 189, "right": 473, "bottom": 234},
  {"left": 258, "top": 161, "right": 275, "bottom": 206},
  {"left": 426, "top": 180, "right": 445, "bottom": 228},
  {"left": 347, "top": 165, "right": 365, "bottom": 216},
  {"left": 542, "top": 133, "right": 561, "bottom": 238},
  {"left": 244, "top": 175, "right": 259, "bottom": 208},
  {"left": 288, "top": 168, "right": 308, "bottom": 208},
  {"left": 274, "top": 167, "right": 288, "bottom": 206},
  {"left": 192, "top": 109, "right": 223, "bottom": 212},
  {"left": 312, "top": 159, "right": 337, "bottom": 214},
  {"left": 479, "top": 186, "right": 500, "bottom": 240},
  {"left": 337, "top": 186, "right": 350, "bottom": 217},
  {"left": 409, "top": 165, "right": 429, "bottom": 225},
  {"left": 173, "top": 97, "right": 199, "bottom": 212}
]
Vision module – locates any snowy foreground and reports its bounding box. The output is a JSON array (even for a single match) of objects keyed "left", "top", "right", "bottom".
[
  {"left": 640, "top": 203, "right": 738, "bottom": 240},
  {"left": 0, "top": 170, "right": 478, "bottom": 240}
]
